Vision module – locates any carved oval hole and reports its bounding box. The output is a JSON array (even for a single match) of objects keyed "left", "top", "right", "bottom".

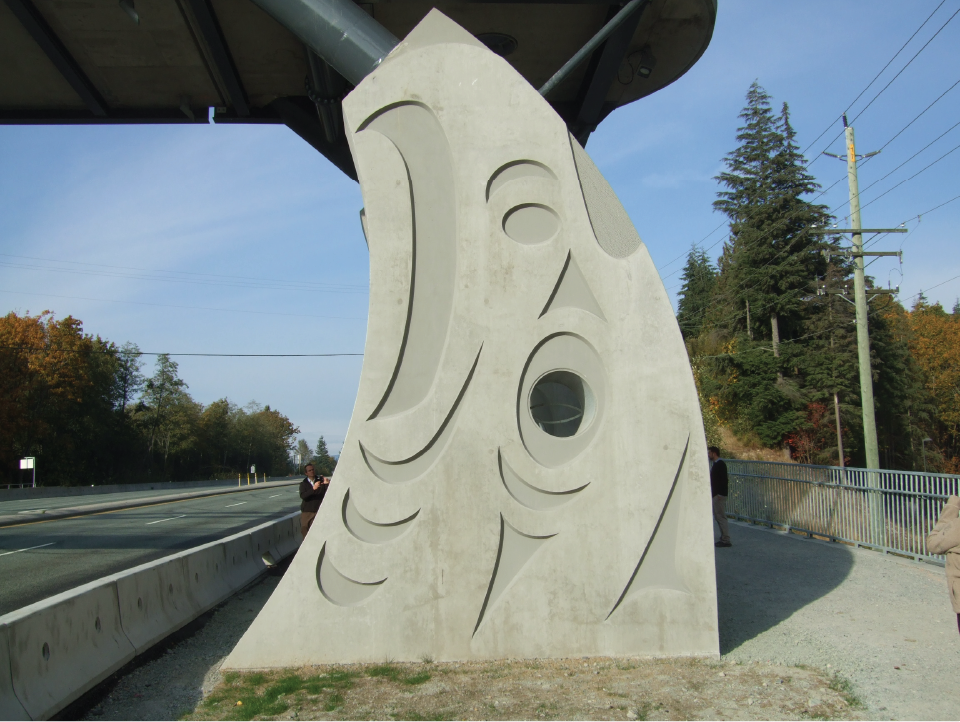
[
  {"left": 503, "top": 204, "right": 560, "bottom": 244},
  {"left": 529, "top": 370, "right": 595, "bottom": 438}
]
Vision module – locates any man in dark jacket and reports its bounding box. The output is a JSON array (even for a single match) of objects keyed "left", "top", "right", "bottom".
[
  {"left": 708, "top": 446, "right": 731, "bottom": 547},
  {"left": 299, "top": 463, "right": 329, "bottom": 537}
]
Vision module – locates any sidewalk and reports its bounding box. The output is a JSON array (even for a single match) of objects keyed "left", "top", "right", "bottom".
[{"left": 716, "top": 520, "right": 960, "bottom": 720}]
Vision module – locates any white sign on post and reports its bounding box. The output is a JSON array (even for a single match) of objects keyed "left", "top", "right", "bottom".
[
  {"left": 19, "top": 457, "right": 36, "bottom": 488},
  {"left": 250, "top": 465, "right": 256, "bottom": 474}
]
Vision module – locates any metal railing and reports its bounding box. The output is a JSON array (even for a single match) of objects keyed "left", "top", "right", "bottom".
[{"left": 726, "top": 459, "right": 960, "bottom": 565}]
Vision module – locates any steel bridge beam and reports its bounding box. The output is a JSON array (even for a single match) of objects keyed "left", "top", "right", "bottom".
[{"left": 3, "top": 0, "right": 107, "bottom": 117}]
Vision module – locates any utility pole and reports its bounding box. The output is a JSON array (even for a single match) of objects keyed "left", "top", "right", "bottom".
[
  {"left": 815, "top": 116, "right": 906, "bottom": 469},
  {"left": 845, "top": 119, "right": 880, "bottom": 471},
  {"left": 815, "top": 116, "right": 907, "bottom": 548}
]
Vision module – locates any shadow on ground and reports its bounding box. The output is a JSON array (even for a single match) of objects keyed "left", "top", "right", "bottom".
[{"left": 715, "top": 522, "right": 854, "bottom": 655}]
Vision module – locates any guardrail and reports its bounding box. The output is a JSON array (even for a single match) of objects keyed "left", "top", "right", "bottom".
[
  {"left": 0, "top": 512, "right": 301, "bottom": 721},
  {"left": 726, "top": 459, "right": 960, "bottom": 565}
]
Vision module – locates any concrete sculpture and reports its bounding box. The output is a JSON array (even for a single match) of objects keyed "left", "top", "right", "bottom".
[{"left": 224, "top": 10, "right": 718, "bottom": 667}]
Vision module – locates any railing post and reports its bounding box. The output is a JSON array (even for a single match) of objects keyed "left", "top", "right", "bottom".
[{"left": 867, "top": 469, "right": 885, "bottom": 549}]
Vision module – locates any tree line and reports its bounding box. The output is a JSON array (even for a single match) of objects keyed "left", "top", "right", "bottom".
[
  {"left": 0, "top": 311, "right": 301, "bottom": 486},
  {"left": 678, "top": 82, "right": 959, "bottom": 473}
]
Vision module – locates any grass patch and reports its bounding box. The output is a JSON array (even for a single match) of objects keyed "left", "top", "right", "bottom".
[
  {"left": 200, "top": 669, "right": 359, "bottom": 721},
  {"left": 828, "top": 674, "right": 864, "bottom": 709},
  {"left": 366, "top": 663, "right": 431, "bottom": 686},
  {"left": 367, "top": 663, "right": 403, "bottom": 682},
  {"left": 402, "top": 671, "right": 432, "bottom": 686}
]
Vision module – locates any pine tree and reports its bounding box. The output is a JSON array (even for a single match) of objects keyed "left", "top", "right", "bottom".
[
  {"left": 706, "top": 83, "right": 837, "bottom": 449},
  {"left": 800, "top": 260, "right": 861, "bottom": 465},
  {"left": 312, "top": 435, "right": 338, "bottom": 477},
  {"left": 677, "top": 246, "right": 717, "bottom": 339},
  {"left": 713, "top": 86, "right": 831, "bottom": 348},
  {"left": 870, "top": 296, "right": 933, "bottom": 469}
]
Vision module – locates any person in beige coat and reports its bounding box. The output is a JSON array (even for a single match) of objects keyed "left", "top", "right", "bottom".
[{"left": 926, "top": 494, "right": 960, "bottom": 636}]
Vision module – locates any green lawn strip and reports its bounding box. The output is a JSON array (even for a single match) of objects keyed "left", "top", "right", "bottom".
[{"left": 201, "top": 668, "right": 359, "bottom": 720}]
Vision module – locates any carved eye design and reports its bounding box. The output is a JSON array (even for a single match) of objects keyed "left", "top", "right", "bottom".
[
  {"left": 487, "top": 160, "right": 561, "bottom": 245},
  {"left": 503, "top": 204, "right": 560, "bottom": 245},
  {"left": 517, "top": 333, "right": 605, "bottom": 468}
]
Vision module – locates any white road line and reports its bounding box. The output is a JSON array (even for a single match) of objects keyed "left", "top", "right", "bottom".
[
  {"left": 146, "top": 515, "right": 187, "bottom": 525},
  {"left": 267, "top": 494, "right": 281, "bottom": 498},
  {"left": 17, "top": 509, "right": 45, "bottom": 514},
  {"left": 0, "top": 542, "right": 56, "bottom": 557},
  {"left": 225, "top": 501, "right": 247, "bottom": 508}
]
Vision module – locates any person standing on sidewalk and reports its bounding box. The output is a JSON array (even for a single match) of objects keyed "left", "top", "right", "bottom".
[
  {"left": 709, "top": 446, "right": 732, "bottom": 548},
  {"left": 925, "top": 494, "right": 960, "bottom": 636},
  {"left": 299, "top": 463, "right": 329, "bottom": 537}
]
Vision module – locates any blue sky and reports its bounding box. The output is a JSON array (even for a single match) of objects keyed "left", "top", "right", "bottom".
[{"left": 3, "top": 1, "right": 959, "bottom": 456}]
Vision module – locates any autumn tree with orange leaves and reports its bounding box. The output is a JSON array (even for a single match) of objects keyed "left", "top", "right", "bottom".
[
  {"left": 907, "top": 299, "right": 960, "bottom": 472},
  {"left": 0, "top": 311, "right": 300, "bottom": 486}
]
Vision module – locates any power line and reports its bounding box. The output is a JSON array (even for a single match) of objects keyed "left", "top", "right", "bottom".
[
  {"left": 904, "top": 272, "right": 960, "bottom": 302},
  {"left": 653, "top": 4, "right": 950, "bottom": 280},
  {"left": 0, "top": 347, "right": 364, "bottom": 357},
  {"left": 847, "top": 5, "right": 960, "bottom": 127},
  {"left": 0, "top": 288, "right": 366, "bottom": 322},
  {"left": 662, "top": 172, "right": 849, "bottom": 286},
  {"left": 799, "top": 0, "right": 949, "bottom": 165},
  {"left": 844, "top": 0, "right": 947, "bottom": 116},
  {"left": 809, "top": 2, "right": 960, "bottom": 168},
  {"left": 858, "top": 136, "right": 960, "bottom": 215},
  {"left": 870, "top": 75, "right": 960, "bottom": 157}
]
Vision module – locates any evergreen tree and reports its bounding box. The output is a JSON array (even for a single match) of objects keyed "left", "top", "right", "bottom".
[
  {"left": 312, "top": 435, "right": 338, "bottom": 477},
  {"left": 713, "top": 85, "right": 831, "bottom": 347},
  {"left": 705, "top": 82, "right": 837, "bottom": 448},
  {"left": 870, "top": 296, "right": 933, "bottom": 469},
  {"left": 799, "top": 260, "right": 861, "bottom": 465},
  {"left": 676, "top": 246, "right": 716, "bottom": 339}
]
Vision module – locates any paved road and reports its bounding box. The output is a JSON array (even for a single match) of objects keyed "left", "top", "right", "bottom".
[
  {"left": 0, "top": 485, "right": 302, "bottom": 615},
  {"left": 0, "top": 481, "right": 278, "bottom": 516}
]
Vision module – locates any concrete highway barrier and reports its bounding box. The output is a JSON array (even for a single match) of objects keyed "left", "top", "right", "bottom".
[
  {"left": 0, "top": 627, "right": 28, "bottom": 720},
  {"left": 6, "top": 579, "right": 135, "bottom": 721},
  {"left": 0, "top": 512, "right": 300, "bottom": 720}
]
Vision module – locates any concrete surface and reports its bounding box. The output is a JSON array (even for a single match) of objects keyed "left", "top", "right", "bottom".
[
  {"left": 717, "top": 520, "right": 960, "bottom": 721},
  {"left": 0, "top": 485, "right": 301, "bottom": 615},
  {"left": 226, "top": 10, "right": 716, "bottom": 667},
  {"left": 0, "top": 513, "right": 300, "bottom": 721}
]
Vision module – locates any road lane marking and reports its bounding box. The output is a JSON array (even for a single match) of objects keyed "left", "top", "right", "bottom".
[
  {"left": 225, "top": 502, "right": 247, "bottom": 508},
  {"left": 0, "top": 483, "right": 301, "bottom": 529},
  {"left": 267, "top": 494, "right": 281, "bottom": 498},
  {"left": 0, "top": 542, "right": 56, "bottom": 557},
  {"left": 17, "top": 509, "right": 45, "bottom": 514},
  {"left": 146, "top": 515, "right": 187, "bottom": 525}
]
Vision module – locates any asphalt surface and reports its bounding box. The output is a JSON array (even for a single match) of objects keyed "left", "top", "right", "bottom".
[
  {"left": 0, "top": 485, "right": 303, "bottom": 616},
  {"left": 0, "top": 482, "right": 269, "bottom": 516}
]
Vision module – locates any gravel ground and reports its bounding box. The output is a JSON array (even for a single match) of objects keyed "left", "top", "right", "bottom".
[
  {"left": 78, "top": 520, "right": 960, "bottom": 721},
  {"left": 717, "top": 520, "right": 960, "bottom": 721}
]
